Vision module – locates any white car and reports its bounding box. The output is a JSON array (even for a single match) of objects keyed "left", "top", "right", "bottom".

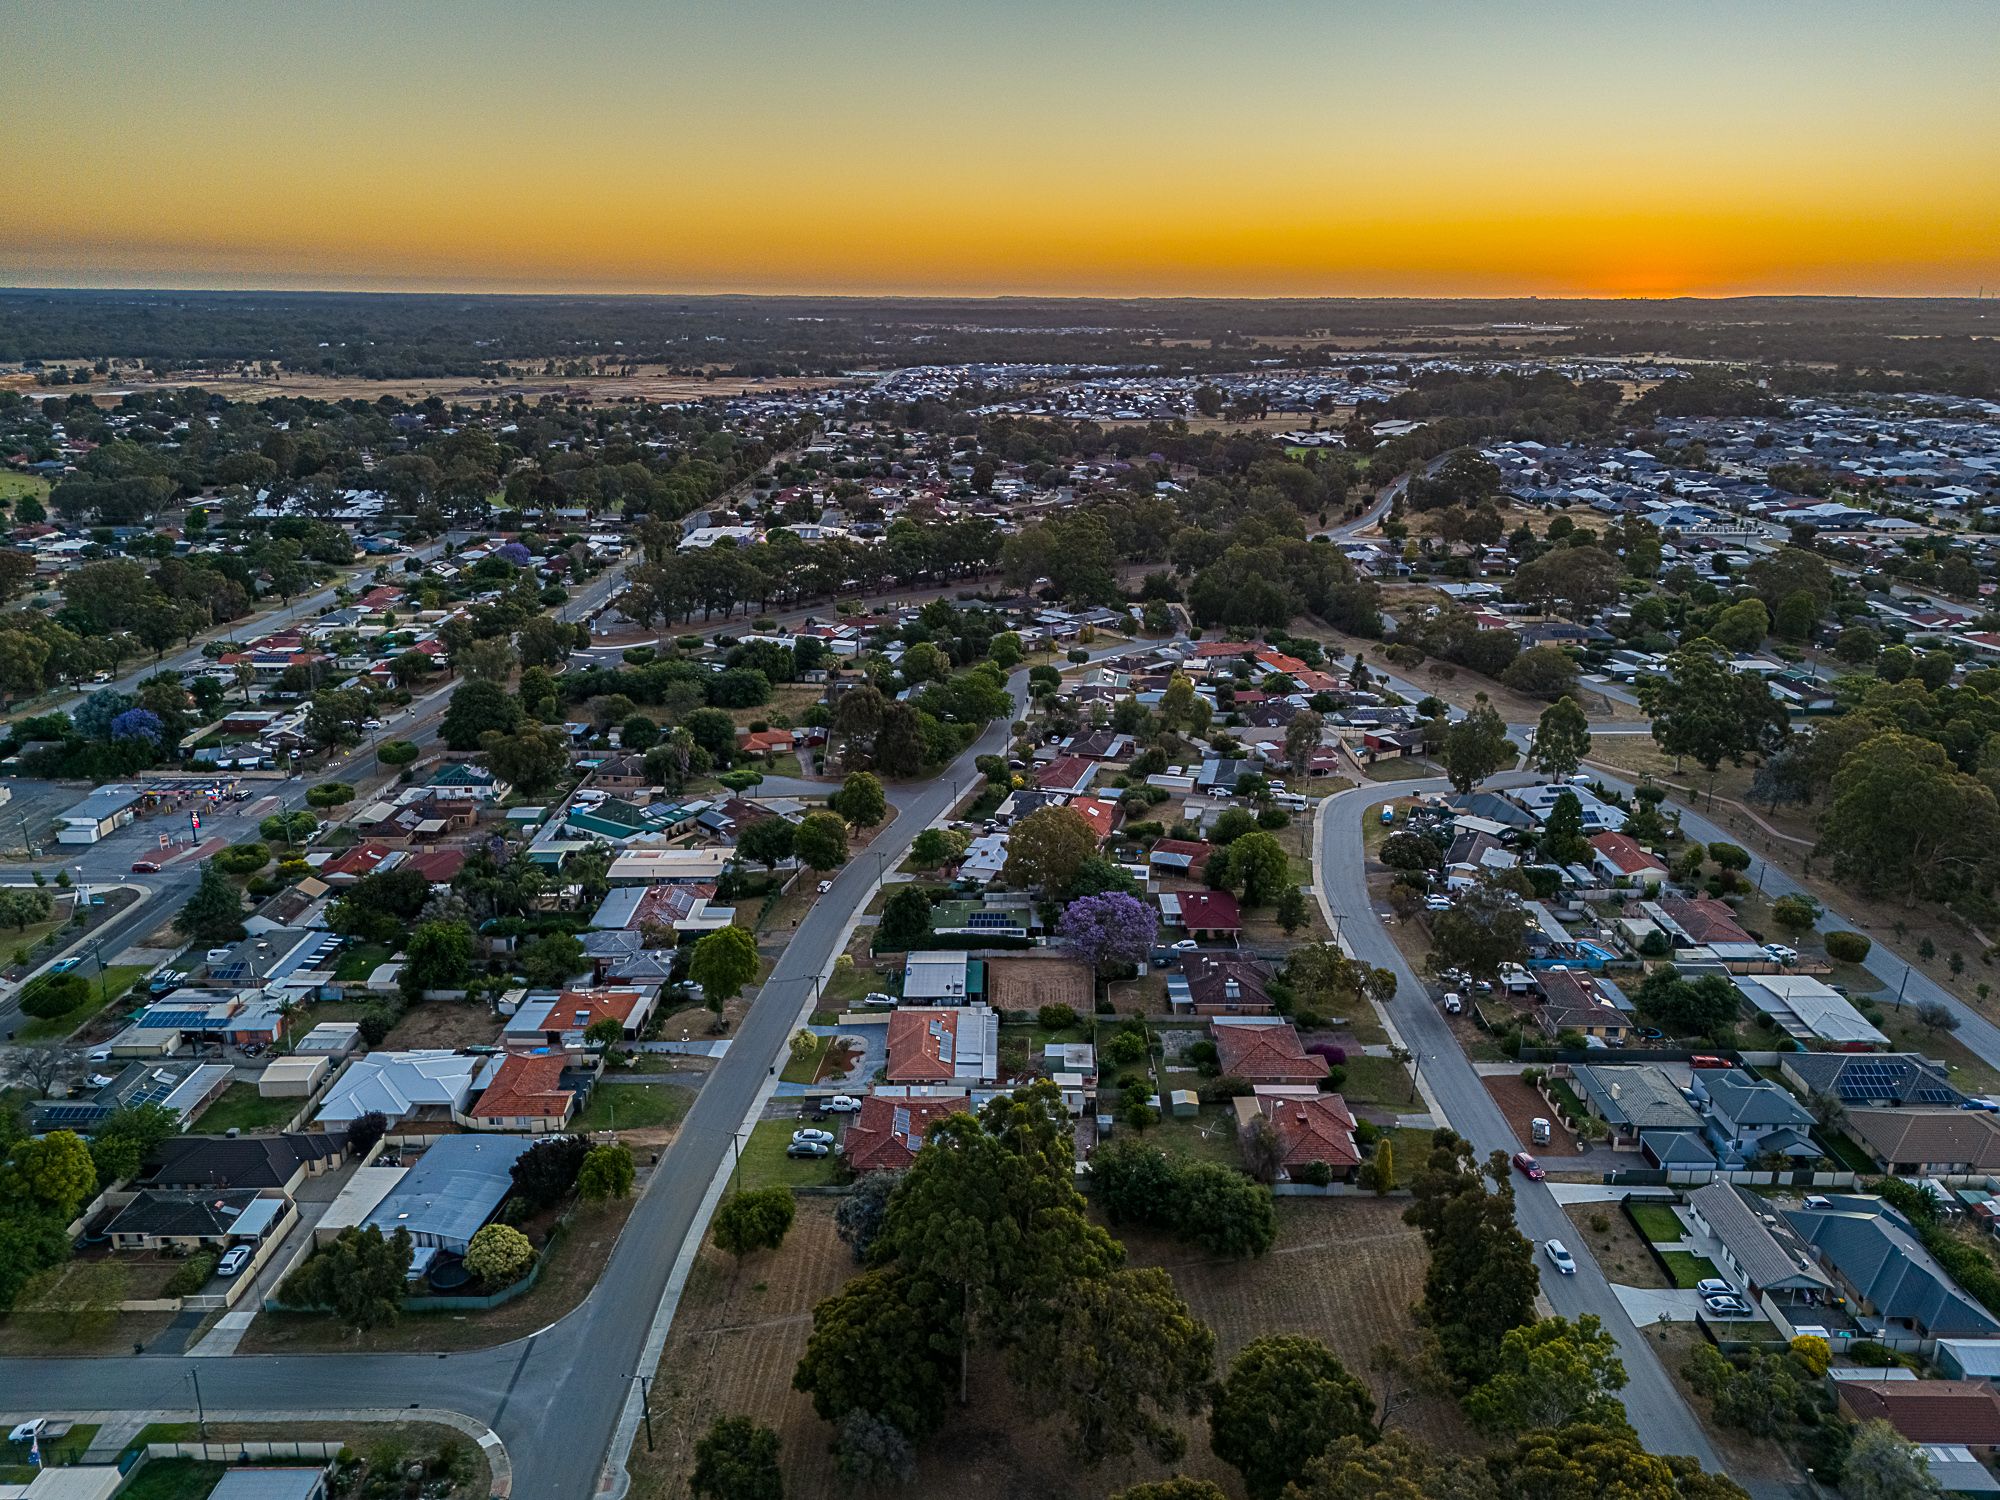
[
  {"left": 217, "top": 1246, "right": 252, "bottom": 1277},
  {"left": 1442, "top": 993, "right": 1463, "bottom": 1014},
  {"left": 1424, "top": 896, "right": 1453, "bottom": 912},
  {"left": 1544, "top": 1239, "right": 1576, "bottom": 1275},
  {"left": 792, "top": 1127, "right": 834, "bottom": 1146},
  {"left": 1703, "top": 1293, "right": 1752, "bottom": 1314},
  {"left": 1763, "top": 944, "right": 1797, "bottom": 964},
  {"left": 1170, "top": 938, "right": 1200, "bottom": 951},
  {"left": 816, "top": 880, "right": 833, "bottom": 894},
  {"left": 825, "top": 1095, "right": 863, "bottom": 1113},
  {"left": 7, "top": 1419, "right": 47, "bottom": 1444},
  {"left": 862, "top": 991, "right": 897, "bottom": 1006}
]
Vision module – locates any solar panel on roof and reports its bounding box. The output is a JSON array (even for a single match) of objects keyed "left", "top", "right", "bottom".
[
  {"left": 36, "top": 1103, "right": 105, "bottom": 1127},
  {"left": 966, "top": 912, "right": 1011, "bottom": 930}
]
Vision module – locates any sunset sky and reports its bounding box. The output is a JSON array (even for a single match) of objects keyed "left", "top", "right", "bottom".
[{"left": 4, "top": 0, "right": 1996, "bottom": 298}]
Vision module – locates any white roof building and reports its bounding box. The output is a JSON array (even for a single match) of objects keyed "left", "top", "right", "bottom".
[{"left": 314, "top": 1050, "right": 496, "bottom": 1126}]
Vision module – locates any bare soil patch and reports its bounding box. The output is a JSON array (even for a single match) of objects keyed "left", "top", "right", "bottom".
[
  {"left": 1483, "top": 1075, "right": 1581, "bottom": 1157},
  {"left": 986, "top": 955, "right": 1094, "bottom": 1013},
  {"left": 1563, "top": 1202, "right": 1669, "bottom": 1289},
  {"left": 381, "top": 1000, "right": 503, "bottom": 1051},
  {"left": 629, "top": 1197, "right": 1473, "bottom": 1500}
]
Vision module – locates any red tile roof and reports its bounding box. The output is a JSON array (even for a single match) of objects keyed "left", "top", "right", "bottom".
[
  {"left": 319, "top": 842, "right": 394, "bottom": 882},
  {"left": 470, "top": 1052, "right": 574, "bottom": 1124},
  {"left": 1838, "top": 1380, "right": 2000, "bottom": 1446},
  {"left": 886, "top": 1009, "right": 961, "bottom": 1082},
  {"left": 1174, "top": 890, "right": 1242, "bottom": 932},
  {"left": 1589, "top": 832, "right": 1666, "bottom": 877},
  {"left": 1213, "top": 1023, "right": 1327, "bottom": 1083},
  {"left": 1035, "top": 756, "right": 1096, "bottom": 792},
  {"left": 843, "top": 1095, "right": 966, "bottom": 1171},
  {"left": 1194, "top": 642, "right": 1257, "bottom": 658},
  {"left": 1259, "top": 1093, "right": 1361, "bottom": 1172},
  {"left": 1657, "top": 894, "right": 1753, "bottom": 945},
  {"left": 400, "top": 847, "right": 468, "bottom": 885},
  {"left": 1069, "top": 796, "right": 1118, "bottom": 841}
]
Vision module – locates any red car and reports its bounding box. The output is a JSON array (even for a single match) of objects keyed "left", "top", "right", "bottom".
[
  {"left": 1512, "top": 1151, "right": 1546, "bottom": 1181},
  {"left": 130, "top": 860, "right": 162, "bottom": 874}
]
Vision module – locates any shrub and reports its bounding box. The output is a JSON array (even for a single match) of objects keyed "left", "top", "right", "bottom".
[
  {"left": 1036, "top": 1003, "right": 1078, "bottom": 1031},
  {"left": 20, "top": 971, "right": 89, "bottom": 1018},
  {"left": 377, "top": 740, "right": 420, "bottom": 766},
  {"left": 164, "top": 1253, "right": 219, "bottom": 1297},
  {"left": 464, "top": 1224, "right": 537, "bottom": 1289},
  {"left": 214, "top": 842, "right": 272, "bottom": 875},
  {"left": 1294, "top": 1161, "right": 1334, "bottom": 1187},
  {"left": 358, "top": 1007, "right": 396, "bottom": 1046},
  {"left": 1824, "top": 930, "right": 1873, "bottom": 963},
  {"left": 1353, "top": 1120, "right": 1381, "bottom": 1146},
  {"left": 1307, "top": 1043, "right": 1347, "bottom": 1065}
]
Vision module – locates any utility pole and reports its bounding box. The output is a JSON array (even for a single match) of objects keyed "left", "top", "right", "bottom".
[
  {"left": 630, "top": 1374, "right": 655, "bottom": 1451},
  {"left": 187, "top": 1366, "right": 207, "bottom": 1440}
]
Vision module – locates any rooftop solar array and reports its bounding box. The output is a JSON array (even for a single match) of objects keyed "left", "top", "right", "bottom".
[{"left": 1833, "top": 1058, "right": 1958, "bottom": 1104}]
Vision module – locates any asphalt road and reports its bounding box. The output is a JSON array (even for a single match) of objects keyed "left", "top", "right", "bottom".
[{"left": 1317, "top": 772, "right": 1731, "bottom": 1477}]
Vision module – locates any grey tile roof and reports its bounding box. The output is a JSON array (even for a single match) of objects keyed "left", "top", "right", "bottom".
[
  {"left": 1573, "top": 1065, "right": 1702, "bottom": 1130},
  {"left": 1704, "top": 1072, "right": 1815, "bottom": 1131},
  {"left": 1687, "top": 1182, "right": 1832, "bottom": 1293},
  {"left": 1784, "top": 1203, "right": 2000, "bottom": 1337}
]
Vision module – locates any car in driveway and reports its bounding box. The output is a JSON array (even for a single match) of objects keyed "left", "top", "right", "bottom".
[
  {"left": 218, "top": 1246, "right": 252, "bottom": 1277},
  {"left": 786, "top": 1139, "right": 831, "bottom": 1158},
  {"left": 1544, "top": 1239, "right": 1576, "bottom": 1275},
  {"left": 8, "top": 1419, "right": 49, "bottom": 1444},
  {"left": 1695, "top": 1278, "right": 1736, "bottom": 1298},
  {"left": 1703, "top": 1293, "right": 1754, "bottom": 1317},
  {"left": 1170, "top": 938, "right": 1200, "bottom": 951},
  {"left": 1511, "top": 1152, "right": 1545, "bottom": 1181},
  {"left": 792, "top": 1127, "right": 834, "bottom": 1145},
  {"left": 825, "top": 1095, "right": 862, "bottom": 1113}
]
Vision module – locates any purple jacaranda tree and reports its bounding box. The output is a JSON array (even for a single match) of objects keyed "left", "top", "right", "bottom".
[
  {"left": 109, "top": 707, "right": 165, "bottom": 745},
  {"left": 1057, "top": 891, "right": 1158, "bottom": 973}
]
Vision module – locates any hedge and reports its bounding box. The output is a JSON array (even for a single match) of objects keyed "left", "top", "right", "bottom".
[{"left": 1824, "top": 930, "right": 1872, "bottom": 964}]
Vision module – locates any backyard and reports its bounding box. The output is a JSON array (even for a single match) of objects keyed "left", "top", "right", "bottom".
[{"left": 193, "top": 1082, "right": 299, "bottom": 1135}]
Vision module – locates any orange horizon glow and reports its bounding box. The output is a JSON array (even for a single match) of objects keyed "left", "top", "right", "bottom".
[{"left": 3, "top": 1, "right": 1996, "bottom": 300}]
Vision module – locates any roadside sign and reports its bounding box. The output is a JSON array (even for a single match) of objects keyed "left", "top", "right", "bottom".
[{"left": 158, "top": 833, "right": 170, "bottom": 849}]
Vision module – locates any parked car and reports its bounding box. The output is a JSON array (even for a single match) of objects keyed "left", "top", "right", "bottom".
[
  {"left": 217, "top": 1246, "right": 252, "bottom": 1277},
  {"left": 786, "top": 1139, "right": 831, "bottom": 1158},
  {"left": 791, "top": 1128, "right": 834, "bottom": 1146},
  {"left": 1544, "top": 1239, "right": 1576, "bottom": 1275},
  {"left": 825, "top": 1095, "right": 863, "bottom": 1113},
  {"left": 8, "top": 1419, "right": 48, "bottom": 1444},
  {"left": 130, "top": 859, "right": 161, "bottom": 874},
  {"left": 816, "top": 880, "right": 833, "bottom": 894},
  {"left": 1442, "top": 992, "right": 1463, "bottom": 1014},
  {"left": 1704, "top": 1296, "right": 1753, "bottom": 1318},
  {"left": 1170, "top": 938, "right": 1200, "bottom": 951},
  {"left": 862, "top": 991, "right": 896, "bottom": 1006},
  {"left": 1762, "top": 943, "right": 1798, "bottom": 964},
  {"left": 1423, "top": 896, "right": 1453, "bottom": 912},
  {"left": 1695, "top": 1279, "right": 1737, "bottom": 1298},
  {"left": 1512, "top": 1152, "right": 1545, "bottom": 1180},
  {"left": 1530, "top": 1117, "right": 1552, "bottom": 1146}
]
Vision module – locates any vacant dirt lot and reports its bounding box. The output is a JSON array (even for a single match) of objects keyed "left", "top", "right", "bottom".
[
  {"left": 1483, "top": 1075, "right": 1581, "bottom": 1157},
  {"left": 1562, "top": 1202, "right": 1669, "bottom": 1290},
  {"left": 629, "top": 1197, "right": 1471, "bottom": 1500},
  {"left": 381, "top": 1001, "right": 503, "bottom": 1051},
  {"left": 987, "top": 956, "right": 1094, "bottom": 1013}
]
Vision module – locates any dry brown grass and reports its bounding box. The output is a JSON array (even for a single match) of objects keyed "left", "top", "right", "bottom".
[
  {"left": 629, "top": 1197, "right": 1473, "bottom": 1500},
  {"left": 1562, "top": 1203, "right": 1669, "bottom": 1290},
  {"left": 380, "top": 1001, "right": 503, "bottom": 1051}
]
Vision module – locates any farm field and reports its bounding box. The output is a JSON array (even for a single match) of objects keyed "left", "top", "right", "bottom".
[{"left": 628, "top": 1196, "right": 1468, "bottom": 1500}]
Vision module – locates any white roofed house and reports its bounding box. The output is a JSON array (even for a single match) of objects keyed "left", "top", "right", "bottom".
[{"left": 313, "top": 1050, "right": 496, "bottom": 1129}]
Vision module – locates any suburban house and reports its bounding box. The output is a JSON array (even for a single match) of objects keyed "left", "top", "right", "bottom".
[
  {"left": 1645, "top": 895, "right": 1762, "bottom": 962},
  {"left": 105, "top": 1189, "right": 291, "bottom": 1254},
  {"left": 885, "top": 1005, "right": 1000, "bottom": 1085},
  {"left": 504, "top": 987, "right": 656, "bottom": 1048},
  {"left": 1212, "top": 1020, "right": 1328, "bottom": 1085},
  {"left": 842, "top": 1094, "right": 967, "bottom": 1172},
  {"left": 1783, "top": 1198, "right": 2000, "bottom": 1340},
  {"left": 1587, "top": 832, "right": 1669, "bottom": 886},
  {"left": 1846, "top": 1110, "right": 2000, "bottom": 1175},
  {"left": 467, "top": 1051, "right": 579, "bottom": 1133},
  {"left": 901, "top": 951, "right": 980, "bottom": 1005},
  {"left": 1836, "top": 1380, "right": 2000, "bottom": 1489},
  {"left": 208, "top": 1472, "right": 332, "bottom": 1500},
  {"left": 1148, "top": 838, "right": 1214, "bottom": 881},
  {"left": 1533, "top": 967, "right": 1633, "bottom": 1044},
  {"left": 1168, "top": 955, "right": 1274, "bottom": 1016},
  {"left": 1732, "top": 974, "right": 1888, "bottom": 1048},
  {"left": 1684, "top": 1182, "right": 1836, "bottom": 1310},
  {"left": 140, "top": 1133, "right": 345, "bottom": 1194},
  {"left": 1237, "top": 1088, "right": 1361, "bottom": 1183},
  {"left": 313, "top": 1050, "right": 496, "bottom": 1129},
  {"left": 362, "top": 1133, "right": 535, "bottom": 1257},
  {"left": 1782, "top": 1053, "right": 1965, "bottom": 1109},
  {"left": 1691, "top": 1070, "right": 1820, "bottom": 1168},
  {"left": 1034, "top": 756, "right": 1097, "bottom": 796},
  {"left": 1568, "top": 1064, "right": 1704, "bottom": 1152},
  {"left": 1160, "top": 890, "right": 1242, "bottom": 943}
]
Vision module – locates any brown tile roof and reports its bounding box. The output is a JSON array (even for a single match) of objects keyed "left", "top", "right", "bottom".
[
  {"left": 1848, "top": 1109, "right": 2000, "bottom": 1171},
  {"left": 470, "top": 1052, "right": 574, "bottom": 1124},
  {"left": 1838, "top": 1380, "right": 2000, "bottom": 1446},
  {"left": 1657, "top": 895, "right": 1752, "bottom": 945},
  {"left": 1213, "top": 1023, "right": 1328, "bottom": 1084}
]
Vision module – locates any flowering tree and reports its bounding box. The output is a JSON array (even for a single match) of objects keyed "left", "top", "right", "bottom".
[
  {"left": 1058, "top": 892, "right": 1158, "bottom": 973},
  {"left": 109, "top": 707, "right": 164, "bottom": 745},
  {"left": 496, "top": 541, "right": 536, "bottom": 567}
]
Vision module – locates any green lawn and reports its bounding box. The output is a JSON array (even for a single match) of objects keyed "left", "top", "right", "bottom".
[
  {"left": 779, "top": 1033, "right": 831, "bottom": 1084},
  {"left": 1629, "top": 1202, "right": 1687, "bottom": 1245},
  {"left": 734, "top": 1118, "right": 842, "bottom": 1191},
  {"left": 1363, "top": 757, "right": 1437, "bottom": 783},
  {"left": 1660, "top": 1250, "right": 1722, "bottom": 1289},
  {"left": 117, "top": 1459, "right": 228, "bottom": 1500},
  {"left": 193, "top": 1082, "right": 299, "bottom": 1135},
  {"left": 1339, "top": 1053, "right": 1417, "bottom": 1106},
  {"left": 0, "top": 1422, "right": 96, "bottom": 1478},
  {"left": 572, "top": 1082, "right": 692, "bottom": 1134},
  {"left": 17, "top": 963, "right": 150, "bottom": 1041},
  {"left": 1380, "top": 1126, "right": 1440, "bottom": 1187},
  {"left": 333, "top": 942, "right": 393, "bottom": 982},
  {"left": 1140, "top": 1108, "right": 1245, "bottom": 1166}
]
